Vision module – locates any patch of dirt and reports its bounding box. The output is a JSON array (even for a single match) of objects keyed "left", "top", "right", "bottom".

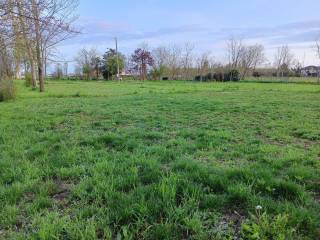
[
  {"left": 52, "top": 187, "right": 70, "bottom": 201},
  {"left": 52, "top": 180, "right": 74, "bottom": 206},
  {"left": 24, "top": 192, "right": 36, "bottom": 203},
  {"left": 256, "top": 133, "right": 287, "bottom": 147},
  {"left": 298, "top": 139, "right": 317, "bottom": 150},
  {"left": 217, "top": 210, "right": 245, "bottom": 240}
]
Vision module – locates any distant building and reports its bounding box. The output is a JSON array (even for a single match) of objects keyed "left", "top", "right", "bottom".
[{"left": 301, "top": 66, "right": 320, "bottom": 77}]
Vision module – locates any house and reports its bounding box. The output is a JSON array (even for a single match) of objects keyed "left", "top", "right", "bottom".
[{"left": 301, "top": 66, "right": 320, "bottom": 77}]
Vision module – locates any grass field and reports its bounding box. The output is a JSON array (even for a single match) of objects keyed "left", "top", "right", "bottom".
[
  {"left": 0, "top": 80, "right": 319, "bottom": 239},
  {"left": 245, "top": 76, "right": 320, "bottom": 84}
]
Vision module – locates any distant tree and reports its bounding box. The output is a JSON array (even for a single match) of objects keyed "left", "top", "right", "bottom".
[
  {"left": 167, "top": 45, "right": 182, "bottom": 80},
  {"left": 75, "top": 48, "right": 99, "bottom": 80},
  {"left": 102, "top": 48, "right": 125, "bottom": 80},
  {"left": 150, "top": 65, "right": 167, "bottom": 80},
  {"left": 91, "top": 56, "right": 102, "bottom": 79},
  {"left": 274, "top": 45, "right": 294, "bottom": 78},
  {"left": 196, "top": 52, "right": 210, "bottom": 81},
  {"left": 53, "top": 63, "right": 63, "bottom": 79},
  {"left": 239, "top": 44, "right": 265, "bottom": 80},
  {"left": 291, "top": 59, "right": 302, "bottom": 77},
  {"left": 227, "top": 37, "right": 244, "bottom": 69},
  {"left": 226, "top": 38, "right": 265, "bottom": 80},
  {"left": 315, "top": 38, "right": 320, "bottom": 61},
  {"left": 181, "top": 43, "right": 195, "bottom": 80},
  {"left": 131, "top": 48, "right": 154, "bottom": 80},
  {"left": 152, "top": 46, "right": 169, "bottom": 80},
  {"left": 315, "top": 38, "right": 320, "bottom": 83}
]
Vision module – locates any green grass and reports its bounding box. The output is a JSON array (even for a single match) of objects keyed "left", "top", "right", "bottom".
[
  {"left": 245, "top": 76, "right": 320, "bottom": 84},
  {"left": 0, "top": 80, "right": 319, "bottom": 239}
]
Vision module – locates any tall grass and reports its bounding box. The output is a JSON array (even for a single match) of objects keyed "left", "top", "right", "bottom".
[
  {"left": 24, "top": 73, "right": 33, "bottom": 87},
  {"left": 0, "top": 78, "right": 16, "bottom": 101}
]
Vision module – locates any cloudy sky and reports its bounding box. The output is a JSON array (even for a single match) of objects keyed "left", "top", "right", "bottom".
[{"left": 58, "top": 0, "right": 320, "bottom": 67}]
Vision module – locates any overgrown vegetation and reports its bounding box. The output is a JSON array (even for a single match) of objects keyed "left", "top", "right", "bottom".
[
  {"left": 0, "top": 80, "right": 319, "bottom": 239},
  {"left": 0, "top": 78, "right": 16, "bottom": 101}
]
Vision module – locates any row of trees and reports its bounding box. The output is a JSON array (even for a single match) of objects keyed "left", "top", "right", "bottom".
[
  {"left": 74, "top": 38, "right": 320, "bottom": 82},
  {"left": 73, "top": 46, "right": 155, "bottom": 81},
  {"left": 0, "top": 0, "right": 78, "bottom": 93},
  {"left": 74, "top": 48, "right": 125, "bottom": 80},
  {"left": 74, "top": 43, "right": 221, "bottom": 81}
]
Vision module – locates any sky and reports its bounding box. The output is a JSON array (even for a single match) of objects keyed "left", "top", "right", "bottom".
[{"left": 57, "top": 0, "right": 320, "bottom": 69}]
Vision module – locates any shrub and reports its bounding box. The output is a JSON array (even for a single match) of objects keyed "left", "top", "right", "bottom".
[
  {"left": 242, "top": 211, "right": 295, "bottom": 240},
  {"left": 252, "top": 71, "right": 261, "bottom": 78},
  {"left": 194, "top": 75, "right": 202, "bottom": 81},
  {"left": 206, "top": 73, "right": 214, "bottom": 81},
  {"left": 25, "top": 73, "right": 32, "bottom": 87},
  {"left": 225, "top": 69, "right": 240, "bottom": 81},
  {"left": 213, "top": 72, "right": 224, "bottom": 82},
  {"left": 0, "top": 78, "right": 16, "bottom": 102}
]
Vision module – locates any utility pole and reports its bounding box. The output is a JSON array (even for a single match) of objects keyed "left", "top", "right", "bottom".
[{"left": 115, "top": 37, "right": 120, "bottom": 81}]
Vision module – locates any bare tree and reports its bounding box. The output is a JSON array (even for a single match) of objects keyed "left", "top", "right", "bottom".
[
  {"left": 3, "top": 0, "right": 79, "bottom": 91},
  {"left": 240, "top": 44, "right": 265, "bottom": 80},
  {"left": 0, "top": 2, "right": 14, "bottom": 80},
  {"left": 75, "top": 48, "right": 99, "bottom": 80},
  {"left": 181, "top": 43, "right": 195, "bottom": 80},
  {"left": 15, "top": 0, "right": 37, "bottom": 88},
  {"left": 274, "top": 45, "right": 294, "bottom": 78},
  {"left": 315, "top": 38, "right": 320, "bottom": 83},
  {"left": 167, "top": 44, "right": 182, "bottom": 80},
  {"left": 227, "top": 37, "right": 244, "bottom": 69},
  {"left": 196, "top": 52, "right": 210, "bottom": 81},
  {"left": 291, "top": 58, "right": 302, "bottom": 77},
  {"left": 226, "top": 38, "right": 265, "bottom": 80},
  {"left": 152, "top": 46, "right": 169, "bottom": 80},
  {"left": 315, "top": 38, "right": 320, "bottom": 60}
]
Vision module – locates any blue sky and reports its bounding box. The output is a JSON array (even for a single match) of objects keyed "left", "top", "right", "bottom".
[{"left": 59, "top": 0, "right": 320, "bottom": 66}]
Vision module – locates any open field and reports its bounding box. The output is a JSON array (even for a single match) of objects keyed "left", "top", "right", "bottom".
[{"left": 0, "top": 80, "right": 320, "bottom": 239}]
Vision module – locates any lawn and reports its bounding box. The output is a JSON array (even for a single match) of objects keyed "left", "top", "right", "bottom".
[{"left": 0, "top": 80, "right": 319, "bottom": 239}]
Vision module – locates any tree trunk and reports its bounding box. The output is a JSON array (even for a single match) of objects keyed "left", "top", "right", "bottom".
[
  {"left": 30, "top": 60, "right": 37, "bottom": 88},
  {"left": 16, "top": 0, "right": 37, "bottom": 88},
  {"left": 31, "top": 0, "right": 45, "bottom": 92}
]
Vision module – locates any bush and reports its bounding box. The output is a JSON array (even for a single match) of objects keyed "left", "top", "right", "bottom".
[
  {"left": 225, "top": 69, "right": 240, "bottom": 81},
  {"left": 194, "top": 75, "right": 202, "bottom": 81},
  {"left": 25, "top": 73, "right": 32, "bottom": 87},
  {"left": 252, "top": 71, "right": 261, "bottom": 78},
  {"left": 213, "top": 72, "right": 224, "bottom": 82},
  {"left": 242, "top": 211, "right": 295, "bottom": 240},
  {"left": 0, "top": 78, "right": 16, "bottom": 102},
  {"left": 206, "top": 73, "right": 214, "bottom": 81}
]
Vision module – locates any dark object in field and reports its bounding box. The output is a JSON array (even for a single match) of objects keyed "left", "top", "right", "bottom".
[
  {"left": 253, "top": 71, "right": 261, "bottom": 78},
  {"left": 194, "top": 69, "right": 240, "bottom": 82},
  {"left": 225, "top": 69, "right": 240, "bottom": 81}
]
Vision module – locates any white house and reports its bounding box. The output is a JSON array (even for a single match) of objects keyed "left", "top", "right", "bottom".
[{"left": 301, "top": 66, "right": 320, "bottom": 77}]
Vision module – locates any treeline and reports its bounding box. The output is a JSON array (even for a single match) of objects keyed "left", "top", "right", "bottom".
[{"left": 69, "top": 38, "right": 320, "bottom": 82}]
